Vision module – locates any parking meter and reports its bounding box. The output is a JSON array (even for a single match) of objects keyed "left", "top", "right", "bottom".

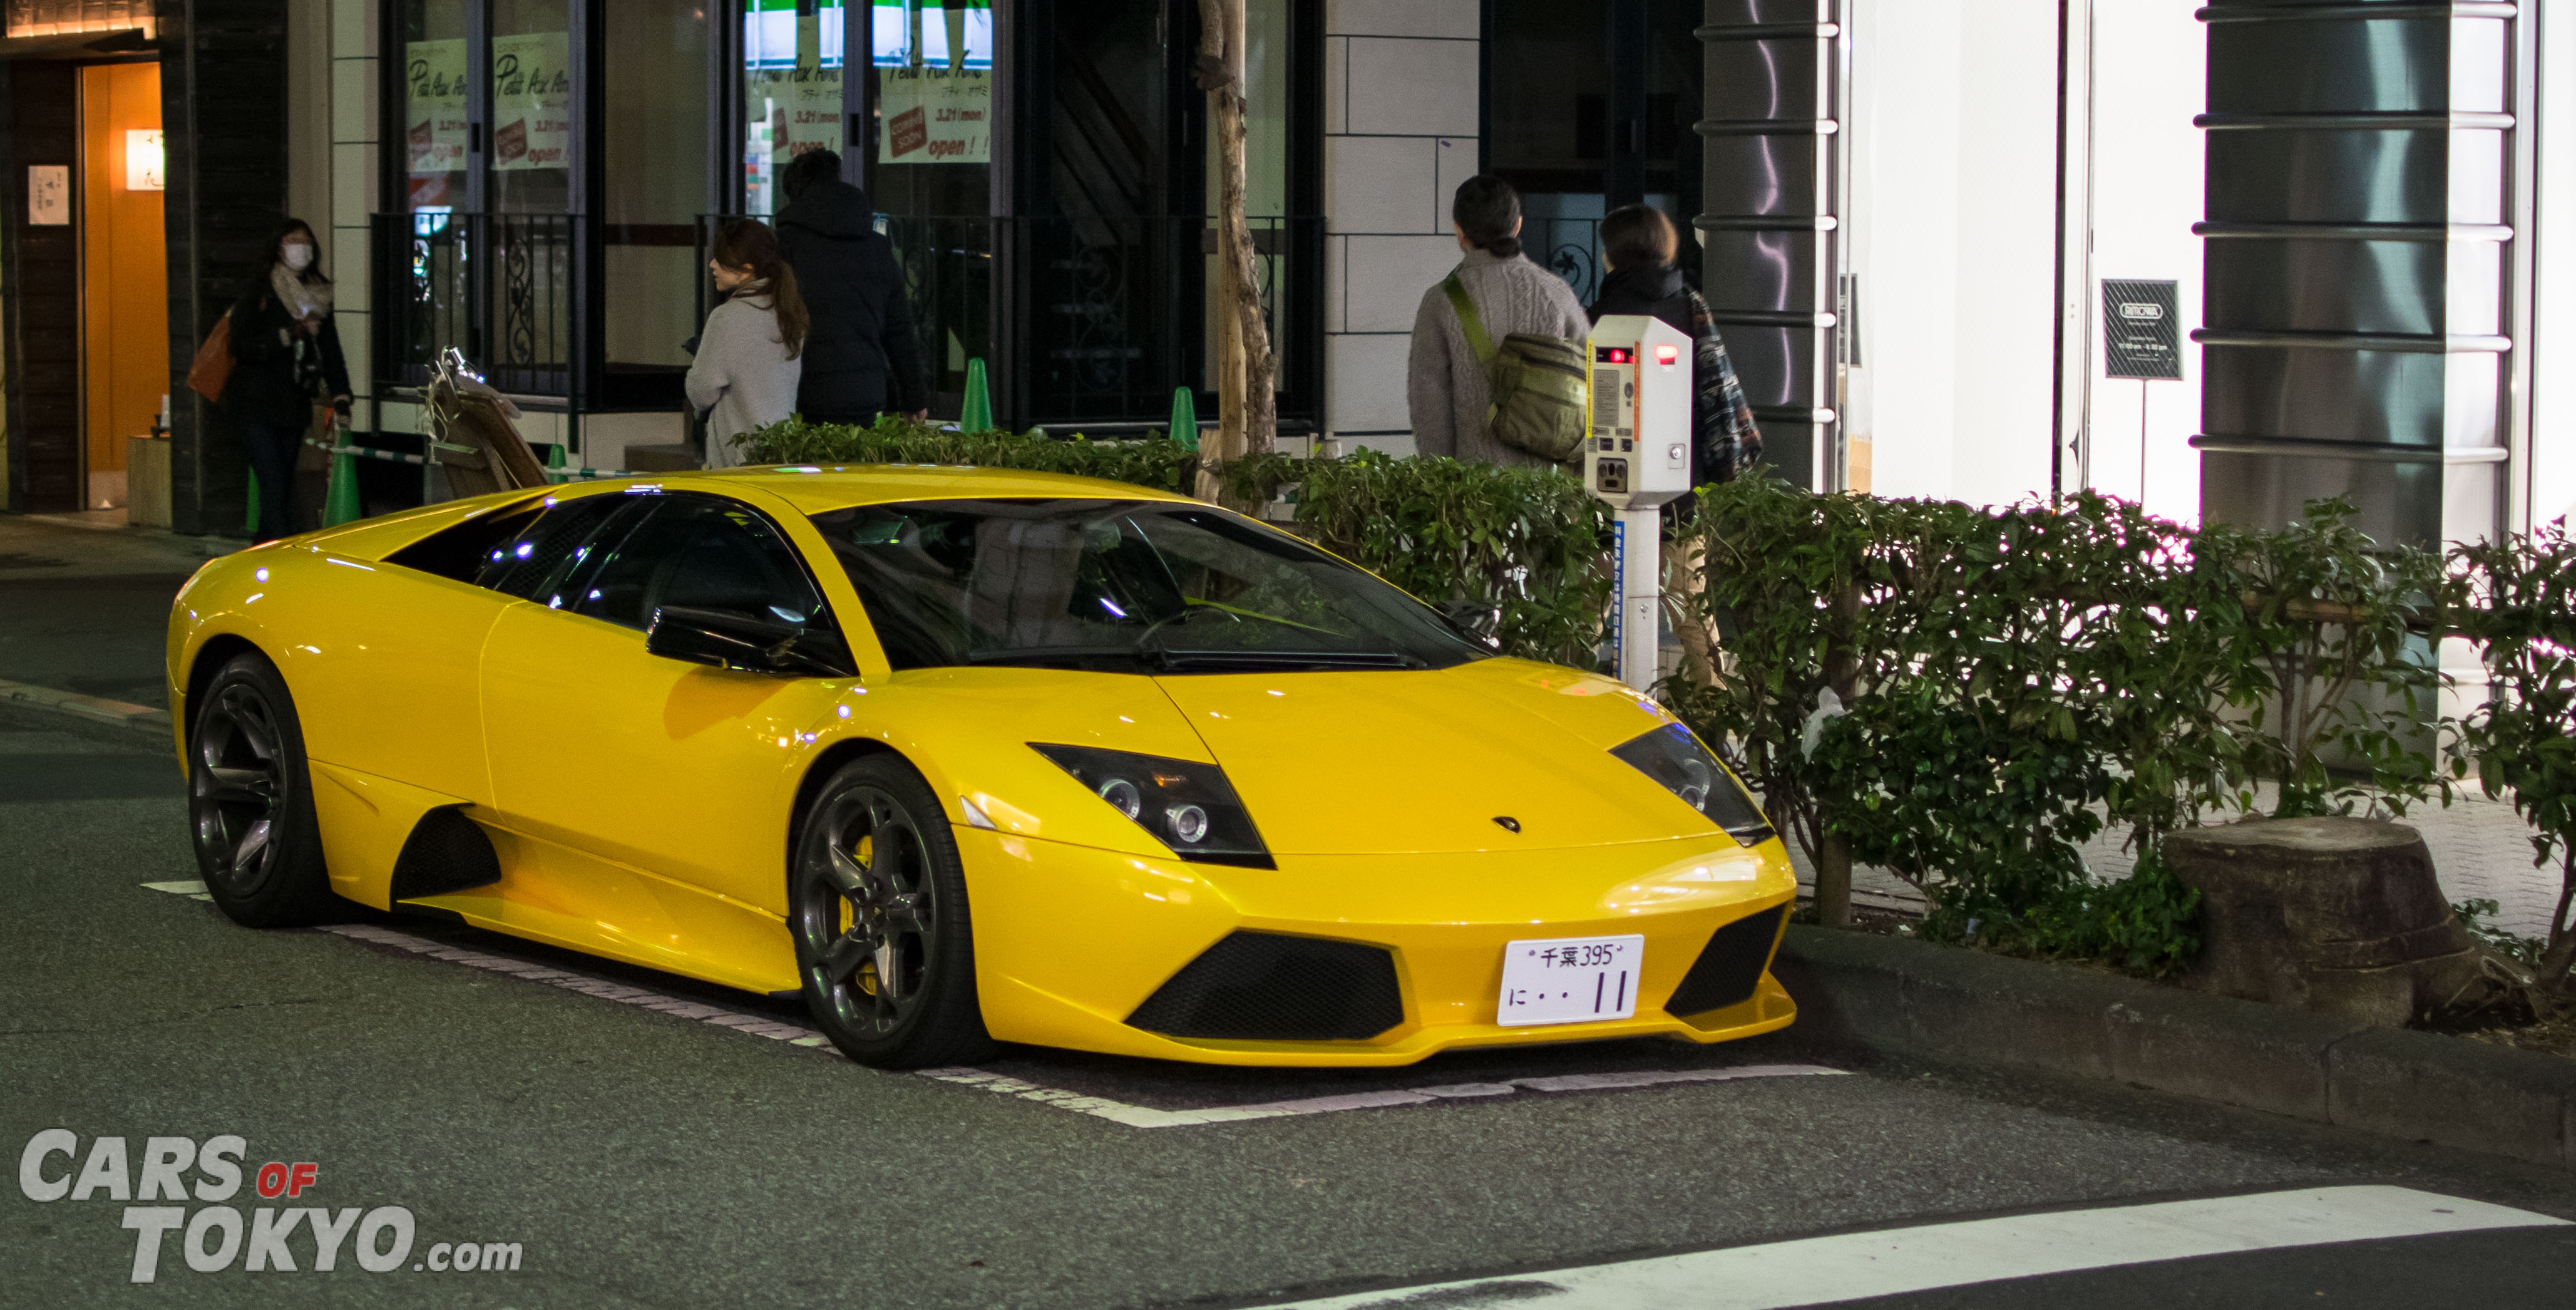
[{"left": 1583, "top": 314, "right": 1695, "bottom": 691}]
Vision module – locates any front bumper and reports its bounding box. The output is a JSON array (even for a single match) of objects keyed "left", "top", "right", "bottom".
[{"left": 959, "top": 827, "right": 1799, "bottom": 1066}]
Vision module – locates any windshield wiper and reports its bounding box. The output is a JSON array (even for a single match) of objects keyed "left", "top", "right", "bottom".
[{"left": 1145, "top": 648, "right": 1427, "bottom": 672}]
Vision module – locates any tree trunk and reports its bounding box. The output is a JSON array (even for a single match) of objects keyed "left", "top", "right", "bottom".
[
  {"left": 1198, "top": 0, "right": 1275, "bottom": 497},
  {"left": 1814, "top": 832, "right": 1855, "bottom": 930}
]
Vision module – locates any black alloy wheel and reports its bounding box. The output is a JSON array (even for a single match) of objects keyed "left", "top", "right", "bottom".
[
  {"left": 188, "top": 652, "right": 335, "bottom": 927},
  {"left": 789, "top": 755, "right": 995, "bottom": 1069}
]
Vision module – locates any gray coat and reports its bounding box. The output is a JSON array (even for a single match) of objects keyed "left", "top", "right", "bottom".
[
  {"left": 686, "top": 287, "right": 803, "bottom": 468},
  {"left": 1406, "top": 247, "right": 1592, "bottom": 468}
]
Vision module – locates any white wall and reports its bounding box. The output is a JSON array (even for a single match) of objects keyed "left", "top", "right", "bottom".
[
  {"left": 1847, "top": 0, "right": 2061, "bottom": 507},
  {"left": 1318, "top": 0, "right": 1480, "bottom": 455},
  {"left": 2533, "top": 0, "right": 2576, "bottom": 530},
  {"left": 2083, "top": 0, "right": 2207, "bottom": 525}
]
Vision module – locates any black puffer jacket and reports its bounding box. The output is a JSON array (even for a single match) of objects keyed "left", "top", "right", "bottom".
[
  {"left": 1589, "top": 263, "right": 1761, "bottom": 485},
  {"left": 774, "top": 180, "right": 928, "bottom": 420},
  {"left": 220, "top": 282, "right": 351, "bottom": 430}
]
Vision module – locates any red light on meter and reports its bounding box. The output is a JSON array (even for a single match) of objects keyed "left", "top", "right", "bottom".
[
  {"left": 1653, "top": 344, "right": 1681, "bottom": 365},
  {"left": 1605, "top": 348, "right": 1629, "bottom": 363}
]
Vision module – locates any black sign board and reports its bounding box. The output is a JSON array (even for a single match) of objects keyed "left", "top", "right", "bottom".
[{"left": 2101, "top": 279, "right": 2182, "bottom": 380}]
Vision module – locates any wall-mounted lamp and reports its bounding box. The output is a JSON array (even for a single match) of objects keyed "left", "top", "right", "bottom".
[{"left": 125, "top": 129, "right": 163, "bottom": 192}]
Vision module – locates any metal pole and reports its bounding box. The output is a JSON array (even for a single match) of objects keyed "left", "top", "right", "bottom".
[{"left": 1613, "top": 507, "right": 1662, "bottom": 691}]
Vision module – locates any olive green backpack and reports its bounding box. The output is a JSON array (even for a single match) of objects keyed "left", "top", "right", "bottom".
[{"left": 1440, "top": 273, "right": 1589, "bottom": 465}]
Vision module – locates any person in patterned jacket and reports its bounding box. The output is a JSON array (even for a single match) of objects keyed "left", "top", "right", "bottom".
[{"left": 1587, "top": 204, "right": 1762, "bottom": 485}]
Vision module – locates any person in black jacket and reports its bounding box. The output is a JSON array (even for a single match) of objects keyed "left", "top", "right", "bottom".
[
  {"left": 773, "top": 150, "right": 928, "bottom": 426},
  {"left": 1588, "top": 204, "right": 1760, "bottom": 485},
  {"left": 220, "top": 219, "right": 351, "bottom": 542}
]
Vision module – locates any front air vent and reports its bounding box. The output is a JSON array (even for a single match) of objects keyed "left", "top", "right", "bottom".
[
  {"left": 1664, "top": 905, "right": 1788, "bottom": 1018},
  {"left": 1126, "top": 932, "right": 1404, "bottom": 1042}
]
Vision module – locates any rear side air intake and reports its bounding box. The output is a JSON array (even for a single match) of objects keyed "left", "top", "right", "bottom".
[
  {"left": 1126, "top": 932, "right": 1404, "bottom": 1041},
  {"left": 1664, "top": 905, "right": 1788, "bottom": 1018}
]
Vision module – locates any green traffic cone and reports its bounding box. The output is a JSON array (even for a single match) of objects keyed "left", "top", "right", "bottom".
[
  {"left": 960, "top": 358, "right": 993, "bottom": 432},
  {"left": 1168, "top": 386, "right": 1198, "bottom": 450},
  {"left": 323, "top": 445, "right": 362, "bottom": 527},
  {"left": 545, "top": 443, "right": 567, "bottom": 481},
  {"left": 244, "top": 472, "right": 260, "bottom": 537}
]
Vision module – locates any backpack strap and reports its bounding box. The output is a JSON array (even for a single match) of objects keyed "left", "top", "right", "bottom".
[{"left": 1440, "top": 273, "right": 1497, "bottom": 365}]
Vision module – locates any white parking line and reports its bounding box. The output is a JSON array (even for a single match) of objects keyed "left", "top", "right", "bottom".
[
  {"left": 142, "top": 880, "right": 1845, "bottom": 1130},
  {"left": 915, "top": 1063, "right": 1847, "bottom": 1130},
  {"left": 1256, "top": 1185, "right": 2572, "bottom": 1309}
]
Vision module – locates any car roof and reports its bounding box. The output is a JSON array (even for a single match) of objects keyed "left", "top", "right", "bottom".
[{"left": 683, "top": 464, "right": 1201, "bottom": 516}]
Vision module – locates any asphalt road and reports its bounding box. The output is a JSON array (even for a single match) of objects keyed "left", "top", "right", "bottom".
[{"left": 5, "top": 699, "right": 2576, "bottom": 1309}]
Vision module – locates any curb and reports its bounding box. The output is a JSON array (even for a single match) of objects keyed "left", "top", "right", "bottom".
[
  {"left": 1775, "top": 925, "right": 2576, "bottom": 1170},
  {"left": 0, "top": 678, "right": 172, "bottom": 740}
]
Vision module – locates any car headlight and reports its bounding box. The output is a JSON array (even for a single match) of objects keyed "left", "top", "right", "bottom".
[
  {"left": 1029, "top": 744, "right": 1275, "bottom": 869},
  {"left": 1610, "top": 724, "right": 1776, "bottom": 847}
]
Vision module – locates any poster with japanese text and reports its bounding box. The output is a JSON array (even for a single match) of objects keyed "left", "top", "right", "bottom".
[
  {"left": 491, "top": 31, "right": 572, "bottom": 172},
  {"left": 404, "top": 38, "right": 468, "bottom": 178},
  {"left": 878, "top": 68, "right": 989, "bottom": 165}
]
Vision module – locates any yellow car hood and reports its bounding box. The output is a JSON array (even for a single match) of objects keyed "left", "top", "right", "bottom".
[{"left": 1154, "top": 658, "right": 1713, "bottom": 855}]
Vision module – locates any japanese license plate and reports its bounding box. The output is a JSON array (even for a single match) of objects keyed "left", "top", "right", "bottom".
[{"left": 1496, "top": 934, "right": 1645, "bottom": 1027}]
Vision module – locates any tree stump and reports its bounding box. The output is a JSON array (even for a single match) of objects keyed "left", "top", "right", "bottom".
[{"left": 2164, "top": 817, "right": 2481, "bottom": 1026}]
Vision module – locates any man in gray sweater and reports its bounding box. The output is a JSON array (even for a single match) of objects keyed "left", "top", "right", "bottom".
[{"left": 1407, "top": 175, "right": 1593, "bottom": 468}]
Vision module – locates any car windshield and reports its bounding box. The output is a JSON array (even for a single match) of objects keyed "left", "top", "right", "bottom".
[{"left": 807, "top": 498, "right": 1491, "bottom": 673}]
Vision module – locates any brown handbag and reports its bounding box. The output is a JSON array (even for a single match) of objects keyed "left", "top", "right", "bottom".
[{"left": 185, "top": 312, "right": 233, "bottom": 403}]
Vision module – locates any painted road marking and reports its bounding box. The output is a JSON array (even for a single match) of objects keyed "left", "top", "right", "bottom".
[
  {"left": 913, "top": 1063, "right": 1847, "bottom": 1130},
  {"left": 141, "top": 880, "right": 1844, "bottom": 1130},
  {"left": 1257, "top": 1185, "right": 2572, "bottom": 1309}
]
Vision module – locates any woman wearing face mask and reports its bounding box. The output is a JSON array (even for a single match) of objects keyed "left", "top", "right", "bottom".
[
  {"left": 687, "top": 219, "right": 808, "bottom": 468},
  {"left": 220, "top": 219, "right": 352, "bottom": 542}
]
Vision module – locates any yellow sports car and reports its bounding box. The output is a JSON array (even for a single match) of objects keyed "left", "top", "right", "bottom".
[{"left": 167, "top": 467, "right": 1797, "bottom": 1068}]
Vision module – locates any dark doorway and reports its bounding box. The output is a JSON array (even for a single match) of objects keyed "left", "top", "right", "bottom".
[{"left": 1482, "top": 0, "right": 1702, "bottom": 307}]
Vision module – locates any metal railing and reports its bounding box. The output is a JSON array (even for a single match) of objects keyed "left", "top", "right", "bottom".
[{"left": 376, "top": 212, "right": 578, "bottom": 400}]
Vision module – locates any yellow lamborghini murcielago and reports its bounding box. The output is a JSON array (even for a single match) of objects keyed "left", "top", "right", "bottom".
[{"left": 167, "top": 467, "right": 1797, "bottom": 1068}]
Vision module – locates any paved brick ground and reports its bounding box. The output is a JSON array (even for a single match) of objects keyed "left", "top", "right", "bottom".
[{"left": 1787, "top": 785, "right": 2565, "bottom": 940}]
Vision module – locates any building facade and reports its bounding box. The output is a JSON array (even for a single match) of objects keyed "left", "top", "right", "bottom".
[{"left": 1, "top": 1, "right": 2570, "bottom": 541}]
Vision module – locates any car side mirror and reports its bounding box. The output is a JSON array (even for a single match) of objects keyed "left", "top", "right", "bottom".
[
  {"left": 646, "top": 605, "right": 851, "bottom": 678},
  {"left": 1440, "top": 599, "right": 1503, "bottom": 647}
]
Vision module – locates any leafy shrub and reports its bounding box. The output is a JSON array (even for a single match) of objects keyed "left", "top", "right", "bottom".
[
  {"left": 736, "top": 414, "right": 1202, "bottom": 495},
  {"left": 1224, "top": 449, "right": 1611, "bottom": 666},
  {"left": 2450, "top": 520, "right": 2576, "bottom": 994}
]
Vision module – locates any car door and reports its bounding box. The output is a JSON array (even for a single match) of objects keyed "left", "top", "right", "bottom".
[
  {"left": 295, "top": 489, "right": 632, "bottom": 805},
  {"left": 476, "top": 488, "right": 853, "bottom": 919}
]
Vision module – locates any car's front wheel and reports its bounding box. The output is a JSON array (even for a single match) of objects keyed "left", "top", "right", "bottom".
[
  {"left": 789, "top": 754, "right": 996, "bottom": 1069},
  {"left": 188, "top": 651, "right": 336, "bottom": 927}
]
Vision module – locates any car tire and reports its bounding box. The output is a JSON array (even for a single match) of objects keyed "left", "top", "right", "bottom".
[
  {"left": 188, "top": 651, "right": 337, "bottom": 927},
  {"left": 789, "top": 753, "right": 998, "bottom": 1070}
]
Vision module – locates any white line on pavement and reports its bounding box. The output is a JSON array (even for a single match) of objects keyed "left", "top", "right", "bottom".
[
  {"left": 138, "top": 881, "right": 1845, "bottom": 1130},
  {"left": 914, "top": 1063, "right": 1849, "bottom": 1130},
  {"left": 1256, "top": 1185, "right": 2572, "bottom": 1309}
]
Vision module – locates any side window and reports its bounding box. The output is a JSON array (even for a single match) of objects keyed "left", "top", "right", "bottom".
[
  {"left": 471, "top": 495, "right": 633, "bottom": 601},
  {"left": 571, "top": 495, "right": 827, "bottom": 633}
]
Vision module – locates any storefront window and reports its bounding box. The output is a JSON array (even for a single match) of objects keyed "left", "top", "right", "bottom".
[
  {"left": 402, "top": 0, "right": 469, "bottom": 214},
  {"left": 490, "top": 0, "right": 573, "bottom": 215},
  {"left": 605, "top": 1, "right": 714, "bottom": 387},
  {"left": 870, "top": 0, "right": 995, "bottom": 409},
  {"left": 742, "top": 0, "right": 849, "bottom": 217}
]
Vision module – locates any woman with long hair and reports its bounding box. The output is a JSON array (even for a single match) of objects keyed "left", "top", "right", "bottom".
[
  {"left": 220, "top": 219, "right": 351, "bottom": 542},
  {"left": 687, "top": 219, "right": 809, "bottom": 468}
]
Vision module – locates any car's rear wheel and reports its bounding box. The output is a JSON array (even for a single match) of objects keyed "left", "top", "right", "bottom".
[
  {"left": 789, "top": 755, "right": 995, "bottom": 1069},
  {"left": 189, "top": 651, "right": 336, "bottom": 927}
]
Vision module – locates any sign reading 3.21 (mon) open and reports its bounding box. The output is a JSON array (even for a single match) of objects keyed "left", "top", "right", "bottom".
[{"left": 2102, "top": 279, "right": 2182, "bottom": 380}]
